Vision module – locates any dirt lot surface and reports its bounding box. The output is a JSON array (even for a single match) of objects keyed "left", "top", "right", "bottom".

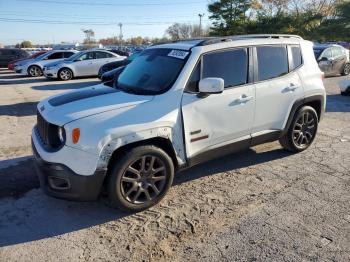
[{"left": 0, "top": 69, "right": 349, "bottom": 261}]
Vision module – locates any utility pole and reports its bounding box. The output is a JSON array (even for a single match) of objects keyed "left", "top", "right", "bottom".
[
  {"left": 118, "top": 23, "right": 123, "bottom": 50},
  {"left": 198, "top": 13, "right": 204, "bottom": 37}
]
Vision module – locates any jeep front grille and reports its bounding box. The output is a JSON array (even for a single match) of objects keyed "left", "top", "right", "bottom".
[{"left": 36, "top": 111, "right": 62, "bottom": 149}]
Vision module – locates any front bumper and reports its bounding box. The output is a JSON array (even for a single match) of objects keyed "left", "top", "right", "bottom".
[
  {"left": 32, "top": 140, "right": 106, "bottom": 201},
  {"left": 43, "top": 68, "right": 58, "bottom": 78}
]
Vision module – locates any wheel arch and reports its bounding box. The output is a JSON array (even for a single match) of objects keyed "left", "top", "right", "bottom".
[
  {"left": 58, "top": 67, "right": 74, "bottom": 78},
  {"left": 283, "top": 95, "right": 325, "bottom": 136},
  {"left": 102, "top": 137, "right": 180, "bottom": 187},
  {"left": 27, "top": 64, "right": 42, "bottom": 74}
]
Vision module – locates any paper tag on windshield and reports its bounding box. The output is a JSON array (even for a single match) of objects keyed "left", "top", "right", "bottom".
[{"left": 168, "top": 50, "right": 189, "bottom": 59}]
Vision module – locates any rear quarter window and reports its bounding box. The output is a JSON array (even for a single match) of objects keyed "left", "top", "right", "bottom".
[
  {"left": 290, "top": 45, "right": 303, "bottom": 70},
  {"left": 256, "top": 46, "right": 288, "bottom": 81}
]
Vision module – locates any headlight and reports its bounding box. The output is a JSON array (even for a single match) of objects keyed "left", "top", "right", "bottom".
[{"left": 58, "top": 126, "right": 66, "bottom": 144}]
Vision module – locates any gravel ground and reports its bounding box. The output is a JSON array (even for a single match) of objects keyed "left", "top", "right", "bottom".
[{"left": 0, "top": 69, "right": 349, "bottom": 261}]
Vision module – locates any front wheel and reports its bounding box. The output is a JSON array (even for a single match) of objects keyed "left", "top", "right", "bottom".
[
  {"left": 107, "top": 145, "right": 174, "bottom": 212},
  {"left": 58, "top": 68, "right": 73, "bottom": 81},
  {"left": 279, "top": 106, "right": 318, "bottom": 153}
]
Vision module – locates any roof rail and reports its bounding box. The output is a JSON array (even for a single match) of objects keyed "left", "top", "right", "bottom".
[
  {"left": 196, "top": 34, "right": 303, "bottom": 46},
  {"left": 231, "top": 34, "right": 303, "bottom": 40}
]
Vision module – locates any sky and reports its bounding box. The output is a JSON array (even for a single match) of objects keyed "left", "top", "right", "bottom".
[{"left": 0, "top": 0, "right": 209, "bottom": 45}]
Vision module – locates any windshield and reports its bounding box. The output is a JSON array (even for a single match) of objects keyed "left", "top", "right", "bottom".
[
  {"left": 35, "top": 52, "right": 49, "bottom": 60},
  {"left": 127, "top": 52, "right": 140, "bottom": 61},
  {"left": 114, "top": 48, "right": 189, "bottom": 95}
]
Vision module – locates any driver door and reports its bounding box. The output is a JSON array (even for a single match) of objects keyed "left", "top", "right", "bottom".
[
  {"left": 181, "top": 48, "right": 255, "bottom": 161},
  {"left": 74, "top": 52, "right": 95, "bottom": 76}
]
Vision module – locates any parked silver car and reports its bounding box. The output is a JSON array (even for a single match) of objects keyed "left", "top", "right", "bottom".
[{"left": 43, "top": 50, "right": 126, "bottom": 80}]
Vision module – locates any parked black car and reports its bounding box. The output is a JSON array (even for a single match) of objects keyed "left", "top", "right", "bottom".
[
  {"left": 313, "top": 44, "right": 350, "bottom": 77},
  {"left": 0, "top": 48, "right": 29, "bottom": 68},
  {"left": 98, "top": 51, "right": 140, "bottom": 79},
  {"left": 107, "top": 49, "right": 130, "bottom": 57}
]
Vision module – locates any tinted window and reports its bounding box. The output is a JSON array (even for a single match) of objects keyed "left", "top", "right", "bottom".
[
  {"left": 186, "top": 61, "right": 201, "bottom": 92},
  {"left": 203, "top": 48, "right": 248, "bottom": 88},
  {"left": 290, "top": 45, "right": 303, "bottom": 70},
  {"left": 95, "top": 51, "right": 109, "bottom": 59},
  {"left": 63, "top": 52, "right": 75, "bottom": 58},
  {"left": 47, "top": 52, "right": 63, "bottom": 59},
  {"left": 257, "top": 46, "right": 288, "bottom": 81}
]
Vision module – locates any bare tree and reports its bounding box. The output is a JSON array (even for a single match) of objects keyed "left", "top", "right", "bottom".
[{"left": 82, "top": 29, "right": 95, "bottom": 44}]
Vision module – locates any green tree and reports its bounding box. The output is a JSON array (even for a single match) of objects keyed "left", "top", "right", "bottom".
[
  {"left": 20, "top": 40, "right": 32, "bottom": 48},
  {"left": 208, "top": 0, "right": 252, "bottom": 35}
]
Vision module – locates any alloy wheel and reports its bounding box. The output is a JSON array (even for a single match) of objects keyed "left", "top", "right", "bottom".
[
  {"left": 292, "top": 111, "right": 317, "bottom": 148},
  {"left": 120, "top": 155, "right": 167, "bottom": 205},
  {"left": 29, "top": 66, "right": 41, "bottom": 77},
  {"left": 60, "top": 69, "right": 72, "bottom": 80}
]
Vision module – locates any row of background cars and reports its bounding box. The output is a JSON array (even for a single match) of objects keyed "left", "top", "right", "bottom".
[
  {"left": 1, "top": 42, "right": 350, "bottom": 94},
  {"left": 1, "top": 47, "right": 142, "bottom": 82}
]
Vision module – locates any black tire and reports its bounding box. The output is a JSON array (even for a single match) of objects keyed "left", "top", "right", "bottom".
[
  {"left": 107, "top": 145, "right": 174, "bottom": 212},
  {"left": 27, "top": 65, "right": 43, "bottom": 77},
  {"left": 342, "top": 63, "right": 350, "bottom": 76},
  {"left": 279, "top": 106, "right": 318, "bottom": 153},
  {"left": 58, "top": 68, "right": 73, "bottom": 81}
]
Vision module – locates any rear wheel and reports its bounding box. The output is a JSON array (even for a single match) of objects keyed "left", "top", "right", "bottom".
[
  {"left": 342, "top": 63, "right": 350, "bottom": 76},
  {"left": 28, "top": 65, "right": 42, "bottom": 77},
  {"left": 279, "top": 106, "right": 318, "bottom": 152},
  {"left": 107, "top": 145, "right": 174, "bottom": 212},
  {"left": 58, "top": 68, "right": 73, "bottom": 81}
]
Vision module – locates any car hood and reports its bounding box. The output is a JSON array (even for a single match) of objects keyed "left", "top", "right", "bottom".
[
  {"left": 16, "top": 58, "right": 34, "bottom": 66},
  {"left": 38, "top": 84, "right": 154, "bottom": 126}
]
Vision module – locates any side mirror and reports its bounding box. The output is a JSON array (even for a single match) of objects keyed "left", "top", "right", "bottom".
[
  {"left": 198, "top": 78, "right": 224, "bottom": 95},
  {"left": 319, "top": 57, "right": 328, "bottom": 62}
]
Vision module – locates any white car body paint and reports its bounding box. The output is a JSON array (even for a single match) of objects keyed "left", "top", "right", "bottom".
[
  {"left": 14, "top": 50, "right": 78, "bottom": 76},
  {"left": 33, "top": 36, "right": 326, "bottom": 178},
  {"left": 43, "top": 50, "right": 126, "bottom": 79}
]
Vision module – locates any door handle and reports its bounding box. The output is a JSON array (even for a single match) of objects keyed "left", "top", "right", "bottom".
[
  {"left": 285, "top": 84, "right": 300, "bottom": 92},
  {"left": 237, "top": 94, "right": 253, "bottom": 103}
]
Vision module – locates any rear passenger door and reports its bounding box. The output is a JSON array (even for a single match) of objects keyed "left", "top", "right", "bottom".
[
  {"left": 252, "top": 45, "right": 303, "bottom": 135},
  {"left": 93, "top": 51, "right": 114, "bottom": 74},
  {"left": 181, "top": 48, "right": 255, "bottom": 159}
]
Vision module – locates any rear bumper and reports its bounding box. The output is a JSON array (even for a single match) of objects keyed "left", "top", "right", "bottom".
[{"left": 32, "top": 140, "right": 106, "bottom": 201}]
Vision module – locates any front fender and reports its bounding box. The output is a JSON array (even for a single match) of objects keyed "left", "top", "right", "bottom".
[{"left": 96, "top": 127, "right": 186, "bottom": 170}]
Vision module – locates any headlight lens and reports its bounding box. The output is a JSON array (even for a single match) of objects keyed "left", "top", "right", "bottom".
[{"left": 58, "top": 127, "right": 66, "bottom": 144}]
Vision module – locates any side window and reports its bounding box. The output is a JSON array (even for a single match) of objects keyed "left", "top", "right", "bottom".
[
  {"left": 257, "top": 46, "right": 288, "bottom": 81},
  {"left": 186, "top": 61, "right": 201, "bottom": 92},
  {"left": 322, "top": 48, "right": 332, "bottom": 59},
  {"left": 95, "top": 51, "right": 109, "bottom": 59},
  {"left": 202, "top": 48, "right": 248, "bottom": 88},
  {"left": 77, "top": 52, "right": 94, "bottom": 61},
  {"left": 63, "top": 52, "right": 74, "bottom": 58},
  {"left": 290, "top": 45, "right": 303, "bottom": 71},
  {"left": 47, "top": 52, "right": 63, "bottom": 60}
]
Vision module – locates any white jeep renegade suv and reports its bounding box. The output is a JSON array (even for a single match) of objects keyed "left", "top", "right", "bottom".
[{"left": 32, "top": 35, "right": 326, "bottom": 211}]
